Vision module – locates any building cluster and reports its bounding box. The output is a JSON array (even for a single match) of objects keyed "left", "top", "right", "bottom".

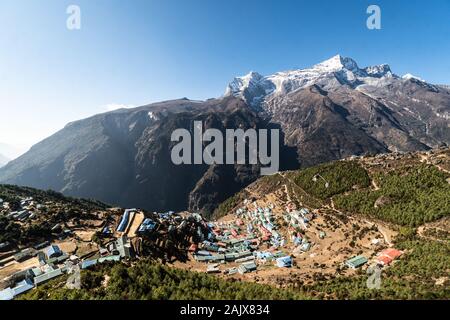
[
  {"left": 0, "top": 244, "right": 69, "bottom": 300},
  {"left": 0, "top": 196, "right": 42, "bottom": 223},
  {"left": 0, "top": 197, "right": 407, "bottom": 299},
  {"left": 186, "top": 201, "right": 315, "bottom": 275},
  {"left": 0, "top": 233, "right": 135, "bottom": 301}
]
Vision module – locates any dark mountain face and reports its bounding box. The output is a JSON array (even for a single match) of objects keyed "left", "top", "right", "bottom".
[
  {"left": 0, "top": 97, "right": 298, "bottom": 214},
  {"left": 1, "top": 56, "right": 449, "bottom": 215}
]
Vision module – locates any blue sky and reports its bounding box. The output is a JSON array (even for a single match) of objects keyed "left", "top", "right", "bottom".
[{"left": 0, "top": 0, "right": 449, "bottom": 155}]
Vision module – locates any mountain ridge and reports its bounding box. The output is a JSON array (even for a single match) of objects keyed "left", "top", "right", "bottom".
[{"left": 0, "top": 55, "right": 449, "bottom": 214}]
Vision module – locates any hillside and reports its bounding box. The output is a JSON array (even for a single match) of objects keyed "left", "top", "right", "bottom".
[
  {"left": 2, "top": 148, "right": 448, "bottom": 300},
  {"left": 21, "top": 260, "right": 307, "bottom": 300},
  {"left": 206, "top": 148, "right": 449, "bottom": 298},
  {"left": 0, "top": 185, "right": 109, "bottom": 247}
]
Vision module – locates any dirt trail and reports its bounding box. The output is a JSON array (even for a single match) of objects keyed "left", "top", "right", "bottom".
[
  {"left": 371, "top": 179, "right": 380, "bottom": 190},
  {"left": 330, "top": 198, "right": 394, "bottom": 246},
  {"left": 417, "top": 225, "right": 447, "bottom": 243},
  {"left": 377, "top": 224, "right": 394, "bottom": 246},
  {"left": 419, "top": 154, "right": 450, "bottom": 174}
]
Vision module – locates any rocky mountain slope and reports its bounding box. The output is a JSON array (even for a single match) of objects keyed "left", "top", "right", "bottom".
[
  {"left": 0, "top": 98, "right": 291, "bottom": 214},
  {"left": 0, "top": 55, "right": 449, "bottom": 214},
  {"left": 226, "top": 55, "right": 449, "bottom": 155}
]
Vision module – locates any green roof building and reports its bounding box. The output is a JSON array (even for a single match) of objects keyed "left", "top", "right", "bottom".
[{"left": 345, "top": 255, "right": 368, "bottom": 269}]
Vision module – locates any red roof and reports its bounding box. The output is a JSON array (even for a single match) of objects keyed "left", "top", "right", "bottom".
[
  {"left": 376, "top": 255, "right": 393, "bottom": 265},
  {"left": 381, "top": 248, "right": 402, "bottom": 260}
]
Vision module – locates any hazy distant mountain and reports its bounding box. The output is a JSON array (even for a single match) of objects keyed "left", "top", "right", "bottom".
[
  {"left": 0, "top": 142, "right": 25, "bottom": 160},
  {"left": 0, "top": 55, "right": 449, "bottom": 214},
  {"left": 0, "top": 153, "right": 9, "bottom": 168}
]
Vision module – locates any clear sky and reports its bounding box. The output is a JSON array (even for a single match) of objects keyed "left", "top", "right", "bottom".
[{"left": 0, "top": 0, "right": 449, "bottom": 156}]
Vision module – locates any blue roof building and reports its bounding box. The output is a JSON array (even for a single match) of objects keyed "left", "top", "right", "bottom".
[
  {"left": 12, "top": 279, "right": 34, "bottom": 296},
  {"left": 0, "top": 288, "right": 15, "bottom": 301},
  {"left": 117, "top": 209, "right": 135, "bottom": 232},
  {"left": 34, "top": 268, "right": 63, "bottom": 286},
  {"left": 47, "top": 245, "right": 62, "bottom": 259},
  {"left": 276, "top": 256, "right": 293, "bottom": 268},
  {"left": 81, "top": 259, "right": 99, "bottom": 269},
  {"left": 138, "top": 218, "right": 156, "bottom": 233}
]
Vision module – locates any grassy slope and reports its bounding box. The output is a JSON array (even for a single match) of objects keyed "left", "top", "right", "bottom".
[
  {"left": 21, "top": 260, "right": 308, "bottom": 300},
  {"left": 13, "top": 156, "right": 450, "bottom": 300},
  {"left": 0, "top": 184, "right": 109, "bottom": 245}
]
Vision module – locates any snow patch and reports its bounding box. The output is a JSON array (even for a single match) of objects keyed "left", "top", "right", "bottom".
[
  {"left": 402, "top": 73, "right": 424, "bottom": 82},
  {"left": 148, "top": 112, "right": 159, "bottom": 121}
]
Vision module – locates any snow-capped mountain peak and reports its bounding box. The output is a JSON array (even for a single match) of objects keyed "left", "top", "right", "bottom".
[
  {"left": 312, "top": 54, "right": 360, "bottom": 73},
  {"left": 224, "top": 71, "right": 264, "bottom": 96},
  {"left": 224, "top": 55, "right": 414, "bottom": 109},
  {"left": 403, "top": 73, "right": 424, "bottom": 81},
  {"left": 363, "top": 64, "right": 393, "bottom": 78}
]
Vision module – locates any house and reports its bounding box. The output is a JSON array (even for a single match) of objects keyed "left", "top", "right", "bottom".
[
  {"left": 34, "top": 268, "right": 63, "bottom": 286},
  {"left": 206, "top": 264, "right": 220, "bottom": 273},
  {"left": 345, "top": 255, "right": 368, "bottom": 269},
  {"left": 138, "top": 218, "right": 157, "bottom": 233},
  {"left": 224, "top": 253, "right": 239, "bottom": 262},
  {"left": 209, "top": 254, "right": 225, "bottom": 262},
  {"left": 116, "top": 236, "right": 133, "bottom": 258},
  {"left": 31, "top": 267, "right": 43, "bottom": 277},
  {"left": 235, "top": 256, "right": 255, "bottom": 263},
  {"left": 238, "top": 261, "right": 257, "bottom": 274},
  {"left": 98, "top": 255, "right": 121, "bottom": 263},
  {"left": 117, "top": 209, "right": 135, "bottom": 232},
  {"left": 381, "top": 248, "right": 402, "bottom": 260},
  {"left": 255, "top": 251, "right": 274, "bottom": 261},
  {"left": 276, "top": 256, "right": 293, "bottom": 268},
  {"left": 14, "top": 248, "right": 36, "bottom": 262},
  {"left": 376, "top": 248, "right": 402, "bottom": 265},
  {"left": 47, "top": 253, "right": 68, "bottom": 265},
  {"left": 301, "top": 242, "right": 311, "bottom": 252},
  {"left": 227, "top": 267, "right": 238, "bottom": 275},
  {"left": 0, "top": 288, "right": 15, "bottom": 301},
  {"left": 37, "top": 252, "right": 47, "bottom": 265},
  {"left": 12, "top": 278, "right": 34, "bottom": 296},
  {"left": 47, "top": 245, "right": 63, "bottom": 259},
  {"left": 34, "top": 241, "right": 50, "bottom": 250},
  {"left": 193, "top": 255, "right": 210, "bottom": 262},
  {"left": 81, "top": 259, "right": 98, "bottom": 269},
  {"left": 376, "top": 255, "right": 393, "bottom": 266}
]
